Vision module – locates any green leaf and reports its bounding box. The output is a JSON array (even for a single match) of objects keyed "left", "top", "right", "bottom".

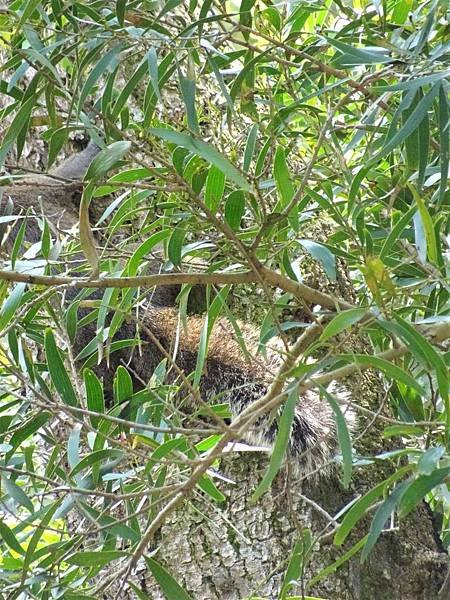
[
  {"left": 379, "top": 206, "right": 416, "bottom": 261},
  {"left": 243, "top": 124, "right": 258, "bottom": 173},
  {"left": 320, "top": 386, "right": 353, "bottom": 488},
  {"left": 67, "top": 550, "right": 128, "bottom": 567},
  {"left": 438, "top": 83, "right": 449, "bottom": 204},
  {"left": 280, "top": 529, "right": 313, "bottom": 599},
  {"left": 198, "top": 475, "right": 226, "bottom": 503},
  {"left": 298, "top": 239, "right": 336, "bottom": 281},
  {"left": 0, "top": 519, "right": 25, "bottom": 555},
  {"left": 178, "top": 58, "right": 199, "bottom": 134},
  {"left": 85, "top": 141, "right": 131, "bottom": 180},
  {"left": 327, "top": 37, "right": 393, "bottom": 66},
  {"left": 145, "top": 557, "right": 194, "bottom": 600},
  {"left": 338, "top": 354, "right": 426, "bottom": 396},
  {"left": 18, "top": 0, "right": 42, "bottom": 25},
  {"left": 0, "top": 283, "right": 26, "bottom": 332},
  {"left": 149, "top": 128, "right": 250, "bottom": 191},
  {"left": 2, "top": 476, "right": 34, "bottom": 512},
  {"left": 417, "top": 446, "right": 445, "bottom": 475},
  {"left": 79, "top": 45, "right": 123, "bottom": 109},
  {"left": 168, "top": 226, "right": 186, "bottom": 266},
  {"left": 389, "top": 315, "right": 448, "bottom": 402},
  {"left": 334, "top": 481, "right": 386, "bottom": 546},
  {"left": 67, "top": 426, "right": 81, "bottom": 470},
  {"left": 320, "top": 308, "right": 367, "bottom": 342},
  {"left": 0, "top": 97, "right": 35, "bottom": 165},
  {"left": 252, "top": 385, "right": 298, "bottom": 501},
  {"left": 7, "top": 412, "right": 50, "bottom": 459},
  {"left": 224, "top": 190, "right": 245, "bottom": 230},
  {"left": 113, "top": 366, "right": 133, "bottom": 404},
  {"left": 398, "top": 466, "right": 450, "bottom": 517},
  {"left": 45, "top": 329, "right": 78, "bottom": 407},
  {"left": 21, "top": 499, "right": 62, "bottom": 583},
  {"left": 112, "top": 58, "right": 148, "bottom": 119},
  {"left": 84, "top": 369, "right": 105, "bottom": 428},
  {"left": 273, "top": 146, "right": 294, "bottom": 207},
  {"left": 147, "top": 47, "right": 162, "bottom": 102},
  {"left": 361, "top": 481, "right": 409, "bottom": 562},
  {"left": 205, "top": 164, "right": 225, "bottom": 213},
  {"left": 375, "top": 83, "right": 439, "bottom": 161},
  {"left": 308, "top": 535, "right": 368, "bottom": 588},
  {"left": 408, "top": 183, "right": 438, "bottom": 263},
  {"left": 70, "top": 449, "right": 124, "bottom": 478}
]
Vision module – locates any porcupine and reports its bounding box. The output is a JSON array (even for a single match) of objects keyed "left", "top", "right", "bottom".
[{"left": 1, "top": 139, "right": 354, "bottom": 475}]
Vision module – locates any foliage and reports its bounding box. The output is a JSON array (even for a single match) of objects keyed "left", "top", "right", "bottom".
[{"left": 0, "top": 0, "right": 449, "bottom": 598}]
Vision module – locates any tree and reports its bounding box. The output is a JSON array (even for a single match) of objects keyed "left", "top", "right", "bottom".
[{"left": 0, "top": 1, "right": 449, "bottom": 599}]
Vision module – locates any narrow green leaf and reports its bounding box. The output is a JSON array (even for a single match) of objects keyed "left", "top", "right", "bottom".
[
  {"left": 2, "top": 476, "right": 33, "bottom": 512},
  {"left": 67, "top": 550, "right": 127, "bottom": 567},
  {"left": 438, "top": 83, "right": 449, "bottom": 205},
  {"left": 204, "top": 165, "right": 225, "bottom": 213},
  {"left": 18, "top": 0, "right": 42, "bottom": 25},
  {"left": 0, "top": 519, "right": 25, "bottom": 555},
  {"left": 224, "top": 190, "right": 245, "bottom": 230},
  {"left": 198, "top": 475, "right": 226, "bottom": 503},
  {"left": 45, "top": 329, "right": 78, "bottom": 406},
  {"left": 408, "top": 183, "right": 437, "bottom": 263},
  {"left": 67, "top": 426, "right": 81, "bottom": 470},
  {"left": 178, "top": 59, "right": 199, "bottom": 134},
  {"left": 334, "top": 481, "right": 386, "bottom": 546},
  {"left": 320, "top": 308, "right": 367, "bottom": 342},
  {"left": 280, "top": 529, "right": 312, "bottom": 599},
  {"left": 149, "top": 128, "right": 250, "bottom": 191},
  {"left": 145, "top": 557, "right": 194, "bottom": 600},
  {"left": 85, "top": 141, "right": 131, "bottom": 181},
  {"left": 320, "top": 386, "right": 353, "bottom": 488},
  {"left": 274, "top": 146, "right": 294, "bottom": 207},
  {"left": 147, "top": 47, "right": 162, "bottom": 102},
  {"left": 48, "top": 127, "right": 69, "bottom": 170},
  {"left": 0, "top": 95, "right": 36, "bottom": 166},
  {"left": 298, "top": 239, "right": 336, "bottom": 281},
  {"left": 112, "top": 58, "right": 147, "bottom": 119},
  {"left": 252, "top": 385, "right": 298, "bottom": 501},
  {"left": 361, "top": 481, "right": 409, "bottom": 562},
  {"left": 393, "top": 315, "right": 449, "bottom": 403},
  {"left": 375, "top": 84, "right": 439, "bottom": 161},
  {"left": 113, "top": 366, "right": 133, "bottom": 404},
  {"left": 0, "top": 283, "right": 26, "bottom": 332},
  {"left": 243, "top": 124, "right": 258, "bottom": 173},
  {"left": 21, "top": 499, "right": 62, "bottom": 584},
  {"left": 327, "top": 37, "right": 393, "bottom": 65},
  {"left": 399, "top": 467, "right": 450, "bottom": 517},
  {"left": 417, "top": 446, "right": 445, "bottom": 475},
  {"left": 338, "top": 354, "right": 426, "bottom": 396},
  {"left": 167, "top": 226, "right": 186, "bottom": 267},
  {"left": 79, "top": 45, "right": 122, "bottom": 109},
  {"left": 379, "top": 206, "right": 416, "bottom": 261},
  {"left": 7, "top": 412, "right": 50, "bottom": 459},
  {"left": 84, "top": 369, "right": 105, "bottom": 428},
  {"left": 70, "top": 449, "right": 124, "bottom": 478},
  {"left": 308, "top": 535, "right": 368, "bottom": 588}
]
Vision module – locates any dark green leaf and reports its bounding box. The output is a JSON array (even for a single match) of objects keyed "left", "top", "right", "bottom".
[
  {"left": 45, "top": 329, "right": 78, "bottom": 406},
  {"left": 145, "top": 557, "right": 194, "bottom": 600},
  {"left": 149, "top": 128, "right": 250, "bottom": 190}
]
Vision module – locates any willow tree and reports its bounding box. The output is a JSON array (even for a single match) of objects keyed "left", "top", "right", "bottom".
[{"left": 0, "top": 2, "right": 449, "bottom": 599}]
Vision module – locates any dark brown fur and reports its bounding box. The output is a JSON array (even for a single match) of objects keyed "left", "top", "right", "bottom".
[{"left": 2, "top": 144, "right": 353, "bottom": 474}]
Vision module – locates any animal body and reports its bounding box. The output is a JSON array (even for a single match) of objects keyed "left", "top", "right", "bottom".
[{"left": 1, "top": 142, "right": 353, "bottom": 475}]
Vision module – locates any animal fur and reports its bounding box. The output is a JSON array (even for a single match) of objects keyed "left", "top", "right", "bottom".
[{"left": 1, "top": 143, "right": 354, "bottom": 475}]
